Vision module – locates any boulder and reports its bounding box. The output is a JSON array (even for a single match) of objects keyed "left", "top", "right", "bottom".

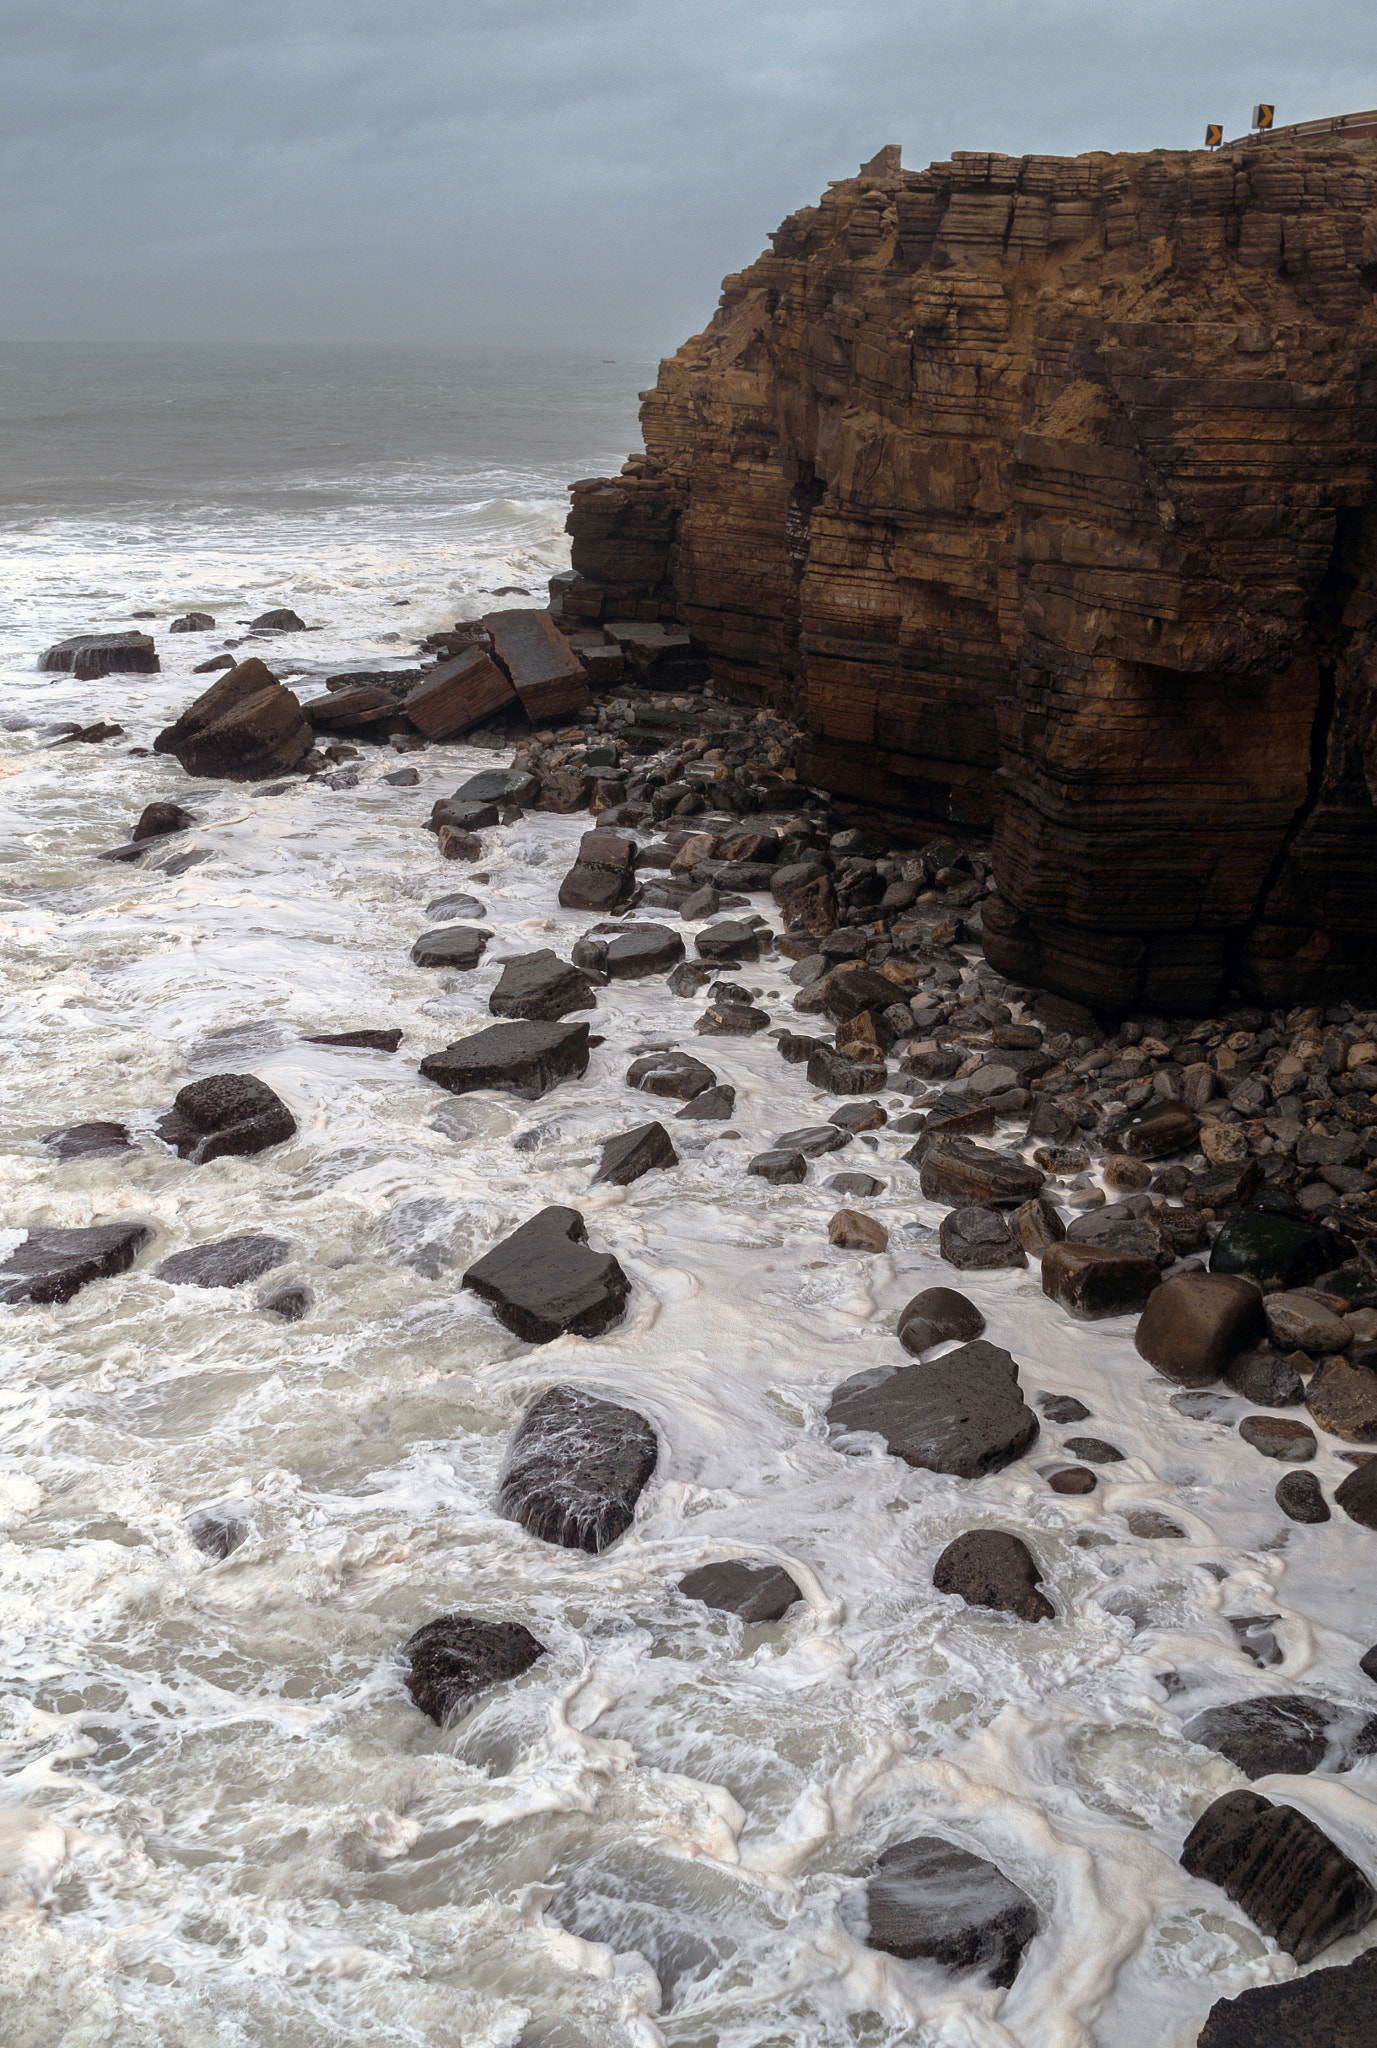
[
  {"left": 1184, "top": 1695, "right": 1377, "bottom": 1779},
  {"left": 940, "top": 1205, "right": 1026, "bottom": 1271},
  {"left": 806, "top": 1048, "right": 886, "bottom": 1094},
  {"left": 905, "top": 1100, "right": 996, "bottom": 1156},
  {"left": 695, "top": 920, "right": 761, "bottom": 963},
  {"left": 558, "top": 831, "right": 636, "bottom": 912},
  {"left": 830, "top": 1100, "right": 887, "bottom": 1132},
  {"left": 1011, "top": 1194, "right": 1065, "bottom": 1257},
  {"left": 155, "top": 1072, "right": 296, "bottom": 1164},
  {"left": 0, "top": 1221, "right": 151, "bottom": 1305},
  {"left": 748, "top": 1148, "right": 807, "bottom": 1184},
  {"left": 1210, "top": 1212, "right": 1346, "bottom": 1292},
  {"left": 1127, "top": 1510, "right": 1187, "bottom": 1538},
  {"left": 401, "top": 1614, "right": 546, "bottom": 1724},
  {"left": 897, "top": 1286, "right": 986, "bottom": 1357},
  {"left": 864, "top": 1835, "right": 1038, "bottom": 1986},
  {"left": 774, "top": 1124, "right": 849, "bottom": 1157},
  {"left": 170, "top": 612, "right": 215, "bottom": 632},
  {"left": 1042, "top": 1242, "right": 1161, "bottom": 1319},
  {"left": 573, "top": 923, "right": 684, "bottom": 978},
  {"left": 918, "top": 1138, "right": 1045, "bottom": 1209},
  {"left": 1062, "top": 1436, "right": 1123, "bottom": 1463},
  {"left": 933, "top": 1530, "right": 1054, "bottom": 1623},
  {"left": 1048, "top": 1466, "right": 1097, "bottom": 1493},
  {"left": 1180, "top": 1789, "right": 1376, "bottom": 1963},
  {"left": 593, "top": 1122, "right": 677, "bottom": 1186},
  {"left": 42, "top": 1121, "right": 135, "bottom": 1162},
  {"left": 410, "top": 925, "right": 491, "bottom": 969},
  {"left": 426, "top": 890, "right": 487, "bottom": 920},
  {"left": 260, "top": 1283, "right": 310, "bottom": 1321},
  {"left": 1238, "top": 1414, "right": 1316, "bottom": 1461},
  {"left": 41, "top": 631, "right": 158, "bottom": 678},
  {"left": 1111, "top": 1101, "right": 1201, "bottom": 1160},
  {"left": 696, "top": 1000, "right": 770, "bottom": 1035},
  {"left": 463, "top": 1206, "right": 630, "bottom": 1342},
  {"left": 626, "top": 1050, "right": 716, "bottom": 1101},
  {"left": 421, "top": 1021, "right": 590, "bottom": 1100},
  {"left": 484, "top": 608, "right": 591, "bottom": 720},
  {"left": 187, "top": 1507, "right": 248, "bottom": 1558},
  {"left": 436, "top": 826, "right": 482, "bottom": 861},
  {"left": 1265, "top": 1291, "right": 1354, "bottom": 1353},
  {"left": 1224, "top": 1348, "right": 1305, "bottom": 1405},
  {"left": 827, "top": 1170, "right": 883, "bottom": 1197},
  {"left": 249, "top": 608, "right": 306, "bottom": 631},
  {"left": 1334, "top": 1457, "right": 1377, "bottom": 1528},
  {"left": 133, "top": 802, "right": 196, "bottom": 841},
  {"left": 1132, "top": 1271, "right": 1266, "bottom": 1385},
  {"left": 1039, "top": 1393, "right": 1091, "bottom": 1422},
  {"left": 304, "top": 1029, "right": 403, "bottom": 1051},
  {"left": 154, "top": 1234, "right": 290, "bottom": 1288},
  {"left": 1064, "top": 1201, "right": 1164, "bottom": 1263},
  {"left": 498, "top": 1384, "right": 657, "bottom": 1552},
  {"left": 489, "top": 950, "right": 597, "bottom": 1022},
  {"left": 1195, "top": 1945, "right": 1377, "bottom": 2048},
  {"left": 827, "top": 1340, "right": 1038, "bottom": 1478},
  {"left": 430, "top": 798, "right": 500, "bottom": 832},
  {"left": 828, "top": 1209, "right": 888, "bottom": 1251},
  {"left": 452, "top": 769, "right": 540, "bottom": 808},
  {"left": 153, "top": 658, "right": 313, "bottom": 780},
  {"left": 1306, "top": 1355, "right": 1377, "bottom": 1443},
  {"left": 1276, "top": 1471, "right": 1330, "bottom": 1522},
  {"left": 403, "top": 647, "right": 516, "bottom": 738},
  {"left": 678, "top": 1561, "right": 802, "bottom": 1622},
  {"left": 675, "top": 1083, "right": 736, "bottom": 1120}
]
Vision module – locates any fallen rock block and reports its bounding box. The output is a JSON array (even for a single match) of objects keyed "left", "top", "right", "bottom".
[
  {"left": 774, "top": 1124, "right": 849, "bottom": 1157},
  {"left": 421, "top": 1021, "right": 590, "bottom": 1101},
  {"left": 940, "top": 1205, "right": 1026, "bottom": 1270},
  {"left": 678, "top": 1560, "right": 802, "bottom": 1622},
  {"left": 498, "top": 1384, "right": 657, "bottom": 1552},
  {"left": 897, "top": 1285, "right": 986, "bottom": 1357},
  {"left": 695, "top": 1000, "right": 770, "bottom": 1035},
  {"left": 827, "top": 1340, "right": 1038, "bottom": 1478},
  {"left": 403, "top": 647, "right": 516, "bottom": 738},
  {"left": 674, "top": 1083, "right": 735, "bottom": 1120},
  {"left": 1133, "top": 1271, "right": 1265, "bottom": 1385},
  {"left": 489, "top": 949, "right": 597, "bottom": 1022},
  {"left": 42, "top": 1121, "right": 136, "bottom": 1162},
  {"left": 410, "top": 924, "right": 491, "bottom": 969},
  {"left": 919, "top": 1138, "right": 1045, "bottom": 1209},
  {"left": 463, "top": 1205, "right": 630, "bottom": 1342},
  {"left": 626, "top": 1050, "right": 716, "bottom": 1101},
  {"left": 558, "top": 830, "right": 635, "bottom": 912},
  {"left": 0, "top": 1221, "right": 152, "bottom": 1305},
  {"left": 695, "top": 919, "right": 762, "bottom": 964},
  {"left": 828, "top": 1209, "right": 888, "bottom": 1251},
  {"left": 484, "top": 608, "right": 592, "bottom": 720},
  {"left": 1042, "top": 1241, "right": 1161, "bottom": 1319},
  {"left": 933, "top": 1530, "right": 1054, "bottom": 1622},
  {"left": 1184, "top": 1695, "right": 1377, "bottom": 1779},
  {"left": 806, "top": 1047, "right": 885, "bottom": 1094},
  {"left": 864, "top": 1836, "right": 1038, "bottom": 1985},
  {"left": 156, "top": 1073, "right": 297, "bottom": 1164},
  {"left": 451, "top": 768, "right": 540, "bottom": 808},
  {"left": 437, "top": 826, "right": 482, "bottom": 861},
  {"left": 1195, "top": 1944, "right": 1377, "bottom": 2048},
  {"left": 748, "top": 1148, "right": 807, "bottom": 1184},
  {"left": 574, "top": 923, "right": 684, "bottom": 978},
  {"left": 304, "top": 1028, "right": 403, "bottom": 1051},
  {"left": 1306, "top": 1354, "right": 1377, "bottom": 1443},
  {"left": 41, "top": 631, "right": 158, "bottom": 678},
  {"left": 401, "top": 1614, "right": 546, "bottom": 1724},
  {"left": 1180, "top": 1788, "right": 1376, "bottom": 1962},
  {"left": 593, "top": 1121, "right": 677, "bottom": 1186},
  {"left": 154, "top": 1234, "right": 291, "bottom": 1288},
  {"left": 153, "top": 657, "right": 313, "bottom": 781}
]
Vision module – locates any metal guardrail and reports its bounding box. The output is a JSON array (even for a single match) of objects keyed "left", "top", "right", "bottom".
[{"left": 1224, "top": 107, "right": 1377, "bottom": 146}]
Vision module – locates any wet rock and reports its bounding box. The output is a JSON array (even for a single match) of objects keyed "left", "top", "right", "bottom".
[
  {"left": 1210, "top": 1211, "right": 1345, "bottom": 1292},
  {"left": 425, "top": 891, "right": 486, "bottom": 921},
  {"left": 748, "top": 1148, "right": 807, "bottom": 1184},
  {"left": 193, "top": 652, "right": 235, "bottom": 673},
  {"left": 304, "top": 1028, "right": 402, "bottom": 1051},
  {"left": 1063, "top": 1436, "right": 1123, "bottom": 1463},
  {"left": 250, "top": 608, "right": 306, "bottom": 631},
  {"left": 155, "top": 1073, "right": 296, "bottom": 1164},
  {"left": 933, "top": 1530, "right": 1054, "bottom": 1622},
  {"left": 828, "top": 1209, "right": 888, "bottom": 1251},
  {"left": 484, "top": 608, "right": 591, "bottom": 721},
  {"left": 463, "top": 1206, "right": 630, "bottom": 1343},
  {"left": 1362, "top": 1646, "right": 1377, "bottom": 1684},
  {"left": 1185, "top": 1695, "right": 1377, "bottom": 1778},
  {"left": 1195, "top": 1944, "right": 1377, "bottom": 2048},
  {"left": 401, "top": 1614, "right": 547, "bottom": 1724},
  {"left": 626, "top": 1050, "right": 717, "bottom": 1101},
  {"left": 1048, "top": 1466, "right": 1097, "bottom": 1494},
  {"left": 1224, "top": 1349, "right": 1304, "bottom": 1406},
  {"left": 827, "top": 1340, "right": 1038, "bottom": 1478},
  {"left": 918, "top": 1138, "right": 1044, "bottom": 1210},
  {"left": 1126, "top": 1510, "right": 1187, "bottom": 1538},
  {"left": 1275, "top": 1469, "right": 1329, "bottom": 1521},
  {"left": 1133, "top": 1272, "right": 1266, "bottom": 1385},
  {"left": 452, "top": 768, "right": 541, "bottom": 808},
  {"left": 1011, "top": 1194, "right": 1065, "bottom": 1257},
  {"left": 695, "top": 920, "right": 761, "bottom": 963},
  {"left": 421, "top": 1020, "right": 591, "bottom": 1101},
  {"left": 259, "top": 1282, "right": 310, "bottom": 1321},
  {"left": 558, "top": 830, "right": 636, "bottom": 912},
  {"left": 1239, "top": 1414, "right": 1316, "bottom": 1461},
  {"left": 827, "top": 1170, "right": 883, "bottom": 1197},
  {"left": 133, "top": 801, "right": 196, "bottom": 841},
  {"left": 1265, "top": 1291, "right": 1353, "bottom": 1354},
  {"left": 864, "top": 1835, "right": 1038, "bottom": 1986},
  {"left": 154, "top": 1234, "right": 291, "bottom": 1288},
  {"left": 678, "top": 1561, "right": 802, "bottom": 1622},
  {"left": 409, "top": 925, "right": 493, "bottom": 970},
  {"left": 170, "top": 612, "right": 215, "bottom": 632},
  {"left": 0, "top": 1221, "right": 152, "bottom": 1306},
  {"left": 1042, "top": 1242, "right": 1161, "bottom": 1320},
  {"left": 1180, "top": 1789, "right": 1376, "bottom": 1963},
  {"left": 403, "top": 648, "right": 516, "bottom": 739},
  {"left": 489, "top": 950, "right": 597, "bottom": 1023},
  {"left": 575, "top": 923, "right": 684, "bottom": 979},
  {"left": 1064, "top": 1202, "right": 1163, "bottom": 1263},
  {"left": 41, "top": 630, "right": 159, "bottom": 679},
  {"left": 1113, "top": 1100, "right": 1201, "bottom": 1160},
  {"left": 774, "top": 1124, "right": 849, "bottom": 1157},
  {"left": 1231, "top": 1616, "right": 1284, "bottom": 1668},
  {"left": 1306, "top": 1355, "right": 1377, "bottom": 1443},
  {"left": 1104, "top": 1154, "right": 1153, "bottom": 1193},
  {"left": 43, "top": 1120, "right": 136, "bottom": 1162},
  {"left": 1334, "top": 1456, "right": 1377, "bottom": 1528},
  {"left": 498, "top": 1384, "right": 657, "bottom": 1553},
  {"left": 153, "top": 657, "right": 313, "bottom": 780},
  {"left": 674, "top": 1083, "right": 736, "bottom": 1120},
  {"left": 593, "top": 1122, "right": 677, "bottom": 1186},
  {"left": 430, "top": 798, "right": 500, "bottom": 832},
  {"left": 806, "top": 1048, "right": 885, "bottom": 1094},
  {"left": 666, "top": 959, "right": 715, "bottom": 998},
  {"left": 696, "top": 1000, "right": 770, "bottom": 1035},
  {"left": 776, "top": 1030, "right": 826, "bottom": 1064},
  {"left": 436, "top": 826, "right": 482, "bottom": 860},
  {"left": 830, "top": 1100, "right": 886, "bottom": 1132},
  {"left": 1039, "top": 1393, "right": 1091, "bottom": 1422},
  {"left": 897, "top": 1285, "right": 986, "bottom": 1357},
  {"left": 940, "top": 1205, "right": 1027, "bottom": 1271},
  {"left": 187, "top": 1507, "right": 248, "bottom": 1559},
  {"left": 48, "top": 719, "right": 123, "bottom": 746}
]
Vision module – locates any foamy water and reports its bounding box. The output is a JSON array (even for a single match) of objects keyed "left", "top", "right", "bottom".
[{"left": 2, "top": 348, "right": 1376, "bottom": 2047}]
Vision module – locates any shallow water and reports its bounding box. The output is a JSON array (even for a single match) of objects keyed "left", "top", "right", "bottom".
[{"left": 3, "top": 351, "right": 1377, "bottom": 2047}]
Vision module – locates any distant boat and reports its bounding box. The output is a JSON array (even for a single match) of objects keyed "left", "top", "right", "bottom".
[{"left": 602, "top": 359, "right": 616, "bottom": 363}]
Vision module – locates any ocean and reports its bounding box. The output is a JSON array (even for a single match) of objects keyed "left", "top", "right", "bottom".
[{"left": 2, "top": 344, "right": 1375, "bottom": 2048}]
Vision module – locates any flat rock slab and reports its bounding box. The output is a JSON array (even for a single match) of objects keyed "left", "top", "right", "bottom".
[
  {"left": 1210, "top": 1212, "right": 1345, "bottom": 1293},
  {"left": 498, "top": 1384, "right": 657, "bottom": 1553},
  {"left": 695, "top": 1002, "right": 770, "bottom": 1035},
  {"left": 830, "top": 1100, "right": 886, "bottom": 1132},
  {"left": 463, "top": 1205, "right": 629, "bottom": 1343},
  {"left": 1133, "top": 1271, "right": 1265, "bottom": 1386},
  {"left": 933, "top": 1530, "right": 1054, "bottom": 1622},
  {"left": 572, "top": 924, "right": 685, "bottom": 978},
  {"left": 156, "top": 1073, "right": 297, "bottom": 1165},
  {"left": 421, "top": 1021, "right": 590, "bottom": 1101},
  {"left": 627, "top": 1051, "right": 716, "bottom": 1101},
  {"left": 593, "top": 1122, "right": 677, "bottom": 1186},
  {"left": 42, "top": 631, "right": 159, "bottom": 678},
  {"left": 410, "top": 925, "right": 492, "bottom": 970},
  {"left": 1266, "top": 1291, "right": 1354, "bottom": 1354},
  {"left": 1196, "top": 1944, "right": 1377, "bottom": 2048},
  {"left": 678, "top": 1561, "right": 803, "bottom": 1623},
  {"left": 404, "top": 647, "right": 516, "bottom": 739},
  {"left": 675, "top": 1084, "right": 736, "bottom": 1120},
  {"left": 695, "top": 920, "right": 761, "bottom": 963},
  {"left": 919, "top": 1138, "right": 1045, "bottom": 1209},
  {"left": 864, "top": 1836, "right": 1037, "bottom": 1986},
  {"left": 1042, "top": 1242, "right": 1160, "bottom": 1319},
  {"left": 154, "top": 1234, "right": 291, "bottom": 1289},
  {"left": 775, "top": 1124, "right": 850, "bottom": 1157},
  {"left": 452, "top": 769, "right": 540, "bottom": 807},
  {"left": 153, "top": 657, "right": 313, "bottom": 780},
  {"left": 304, "top": 1029, "right": 403, "bottom": 1051},
  {"left": 43, "top": 1120, "right": 136, "bottom": 1162},
  {"left": 489, "top": 949, "right": 597, "bottom": 1022},
  {"left": 401, "top": 1614, "right": 546, "bottom": 1725},
  {"left": 827, "top": 1340, "right": 1038, "bottom": 1479},
  {"left": 940, "top": 1206, "right": 1026, "bottom": 1271},
  {"left": 898, "top": 1286, "right": 986, "bottom": 1358},
  {"left": 1185, "top": 1695, "right": 1377, "bottom": 1779},
  {"left": 1181, "top": 1789, "right": 1376, "bottom": 1962},
  {"left": 1306, "top": 1356, "right": 1377, "bottom": 1443},
  {"left": 0, "top": 1221, "right": 152, "bottom": 1305},
  {"left": 484, "top": 608, "right": 591, "bottom": 721}
]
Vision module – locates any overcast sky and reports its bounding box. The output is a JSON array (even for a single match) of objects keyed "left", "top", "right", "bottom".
[{"left": 4, "top": 0, "right": 1376, "bottom": 354}]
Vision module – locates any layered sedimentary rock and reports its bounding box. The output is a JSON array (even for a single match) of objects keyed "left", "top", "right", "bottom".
[{"left": 564, "top": 143, "right": 1377, "bottom": 1009}]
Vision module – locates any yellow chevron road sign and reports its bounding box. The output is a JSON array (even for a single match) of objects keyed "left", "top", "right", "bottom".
[
  {"left": 1252, "top": 103, "right": 1275, "bottom": 129},
  {"left": 1205, "top": 123, "right": 1223, "bottom": 147}
]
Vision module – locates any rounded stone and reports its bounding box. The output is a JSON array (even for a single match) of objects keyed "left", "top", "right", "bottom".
[
  {"left": 1047, "top": 1465, "right": 1097, "bottom": 1494},
  {"left": 1276, "top": 1472, "right": 1330, "bottom": 1523},
  {"left": 1239, "top": 1415, "right": 1317, "bottom": 1462}
]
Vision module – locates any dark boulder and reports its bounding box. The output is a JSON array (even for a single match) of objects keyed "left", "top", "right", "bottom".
[
  {"left": 463, "top": 1206, "right": 630, "bottom": 1342},
  {"left": 1133, "top": 1272, "right": 1266, "bottom": 1385},
  {"left": 154, "top": 1234, "right": 291, "bottom": 1289},
  {"left": 574, "top": 923, "right": 685, "bottom": 979},
  {"left": 401, "top": 1614, "right": 546, "bottom": 1725},
  {"left": 1113, "top": 1100, "right": 1200, "bottom": 1160},
  {"left": 260, "top": 1282, "right": 310, "bottom": 1322},
  {"left": 1210, "top": 1212, "right": 1346, "bottom": 1293},
  {"left": 452, "top": 768, "right": 540, "bottom": 807},
  {"left": 1225, "top": 1348, "right": 1305, "bottom": 1406},
  {"left": 403, "top": 648, "right": 516, "bottom": 739},
  {"left": 897, "top": 1286, "right": 986, "bottom": 1357},
  {"left": 426, "top": 891, "right": 487, "bottom": 921},
  {"left": 1041, "top": 1242, "right": 1161, "bottom": 1319},
  {"left": 678, "top": 1561, "right": 803, "bottom": 1622},
  {"left": 187, "top": 1507, "right": 248, "bottom": 1558},
  {"left": 919, "top": 1138, "right": 1044, "bottom": 1209},
  {"left": 558, "top": 831, "right": 635, "bottom": 912},
  {"left": 498, "top": 1384, "right": 657, "bottom": 1553},
  {"left": 170, "top": 612, "right": 215, "bottom": 632},
  {"left": 421, "top": 1021, "right": 590, "bottom": 1100},
  {"left": 626, "top": 1051, "right": 717, "bottom": 1101},
  {"left": 593, "top": 1122, "right": 678, "bottom": 1186},
  {"left": 827, "top": 1170, "right": 883, "bottom": 1197},
  {"left": 133, "top": 802, "right": 195, "bottom": 841},
  {"left": 304, "top": 1028, "right": 403, "bottom": 1051},
  {"left": 864, "top": 1836, "right": 1038, "bottom": 1986},
  {"left": 774, "top": 1124, "right": 850, "bottom": 1158},
  {"left": 696, "top": 1000, "right": 770, "bottom": 1035},
  {"left": 1180, "top": 1789, "right": 1376, "bottom": 1962},
  {"left": 1039, "top": 1393, "right": 1091, "bottom": 1422},
  {"left": 1238, "top": 1414, "right": 1316, "bottom": 1461},
  {"left": 1276, "top": 1471, "right": 1330, "bottom": 1522},
  {"left": 748, "top": 1148, "right": 807, "bottom": 1184},
  {"left": 1305, "top": 1356, "right": 1377, "bottom": 1445},
  {"left": 674, "top": 1084, "right": 736, "bottom": 1120},
  {"left": 489, "top": 950, "right": 597, "bottom": 1022},
  {"left": 0, "top": 1221, "right": 151, "bottom": 1305},
  {"left": 43, "top": 1121, "right": 135, "bottom": 1162},
  {"left": 1185, "top": 1695, "right": 1377, "bottom": 1779},
  {"left": 410, "top": 925, "right": 492, "bottom": 970},
  {"left": 153, "top": 657, "right": 313, "bottom": 781},
  {"left": 806, "top": 1048, "right": 885, "bottom": 1095},
  {"left": 830, "top": 1100, "right": 887, "bottom": 1132},
  {"left": 156, "top": 1072, "right": 296, "bottom": 1164},
  {"left": 940, "top": 1206, "right": 1027, "bottom": 1271},
  {"left": 933, "top": 1531, "right": 1054, "bottom": 1622},
  {"left": 1195, "top": 1945, "right": 1377, "bottom": 2048},
  {"left": 1063, "top": 1436, "right": 1123, "bottom": 1463},
  {"left": 250, "top": 607, "right": 306, "bottom": 631},
  {"left": 41, "top": 631, "right": 158, "bottom": 679},
  {"left": 695, "top": 920, "right": 761, "bottom": 963},
  {"left": 827, "top": 1341, "right": 1038, "bottom": 1479},
  {"left": 1334, "top": 1458, "right": 1377, "bottom": 1529}
]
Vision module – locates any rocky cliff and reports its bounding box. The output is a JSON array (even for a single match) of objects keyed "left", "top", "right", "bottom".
[{"left": 561, "top": 142, "right": 1377, "bottom": 1013}]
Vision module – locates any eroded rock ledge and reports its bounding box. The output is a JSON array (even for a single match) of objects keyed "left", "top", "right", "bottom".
[{"left": 560, "top": 141, "right": 1377, "bottom": 1013}]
